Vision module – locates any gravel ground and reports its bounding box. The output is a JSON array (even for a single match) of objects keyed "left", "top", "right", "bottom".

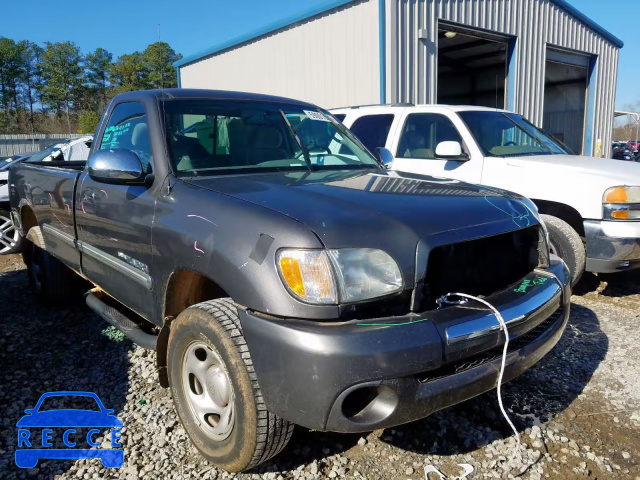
[{"left": 0, "top": 253, "right": 638, "bottom": 480}]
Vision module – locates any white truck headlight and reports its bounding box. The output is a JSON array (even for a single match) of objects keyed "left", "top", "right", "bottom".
[
  {"left": 277, "top": 248, "right": 403, "bottom": 304},
  {"left": 603, "top": 186, "right": 640, "bottom": 220}
]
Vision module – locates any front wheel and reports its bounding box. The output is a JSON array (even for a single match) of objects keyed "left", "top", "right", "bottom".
[
  {"left": 541, "top": 214, "right": 586, "bottom": 286},
  {"left": 167, "top": 298, "right": 293, "bottom": 472},
  {"left": 0, "top": 209, "right": 22, "bottom": 255}
]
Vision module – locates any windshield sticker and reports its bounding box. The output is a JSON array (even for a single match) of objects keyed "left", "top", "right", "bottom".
[
  {"left": 101, "top": 122, "right": 131, "bottom": 149},
  {"left": 303, "top": 110, "right": 330, "bottom": 122},
  {"left": 514, "top": 276, "right": 548, "bottom": 293}
]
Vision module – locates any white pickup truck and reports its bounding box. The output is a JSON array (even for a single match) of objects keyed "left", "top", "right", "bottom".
[{"left": 332, "top": 104, "right": 640, "bottom": 285}]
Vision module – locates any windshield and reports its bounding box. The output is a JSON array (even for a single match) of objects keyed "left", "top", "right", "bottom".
[
  {"left": 163, "top": 100, "right": 380, "bottom": 177},
  {"left": 26, "top": 144, "right": 62, "bottom": 163},
  {"left": 458, "top": 111, "right": 569, "bottom": 157}
]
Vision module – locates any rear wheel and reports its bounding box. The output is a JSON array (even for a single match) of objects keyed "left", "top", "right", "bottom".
[
  {"left": 0, "top": 209, "right": 21, "bottom": 254},
  {"left": 168, "top": 298, "right": 293, "bottom": 472},
  {"left": 541, "top": 214, "right": 585, "bottom": 286},
  {"left": 24, "top": 241, "right": 83, "bottom": 304}
]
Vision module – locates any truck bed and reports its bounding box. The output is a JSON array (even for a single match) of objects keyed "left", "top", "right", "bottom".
[{"left": 10, "top": 161, "right": 83, "bottom": 271}]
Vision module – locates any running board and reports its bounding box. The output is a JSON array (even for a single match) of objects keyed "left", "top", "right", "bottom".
[{"left": 85, "top": 291, "right": 157, "bottom": 349}]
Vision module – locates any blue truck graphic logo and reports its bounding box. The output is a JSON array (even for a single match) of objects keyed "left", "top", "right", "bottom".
[{"left": 15, "top": 391, "right": 124, "bottom": 468}]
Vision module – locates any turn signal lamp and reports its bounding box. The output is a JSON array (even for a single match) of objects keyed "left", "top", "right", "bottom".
[
  {"left": 604, "top": 187, "right": 627, "bottom": 203},
  {"left": 277, "top": 250, "right": 336, "bottom": 304}
]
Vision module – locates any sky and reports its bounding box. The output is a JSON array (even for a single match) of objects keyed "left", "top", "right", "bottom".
[{"left": 1, "top": 0, "right": 637, "bottom": 110}]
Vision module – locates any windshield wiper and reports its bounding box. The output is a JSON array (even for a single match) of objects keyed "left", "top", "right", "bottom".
[
  {"left": 280, "top": 110, "right": 312, "bottom": 172},
  {"left": 501, "top": 114, "right": 553, "bottom": 154}
]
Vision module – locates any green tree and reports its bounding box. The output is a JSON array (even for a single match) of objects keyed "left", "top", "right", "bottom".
[
  {"left": 141, "top": 42, "right": 182, "bottom": 89},
  {"left": 39, "top": 41, "right": 84, "bottom": 133},
  {"left": 109, "top": 52, "right": 146, "bottom": 93},
  {"left": 17, "top": 41, "right": 43, "bottom": 132},
  {"left": 0, "top": 37, "right": 23, "bottom": 129},
  {"left": 85, "top": 47, "right": 112, "bottom": 110},
  {"left": 79, "top": 110, "right": 100, "bottom": 133}
]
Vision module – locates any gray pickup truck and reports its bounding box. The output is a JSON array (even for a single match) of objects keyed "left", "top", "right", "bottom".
[{"left": 9, "top": 89, "right": 570, "bottom": 472}]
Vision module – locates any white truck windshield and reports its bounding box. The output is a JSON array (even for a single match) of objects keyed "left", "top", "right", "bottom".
[{"left": 459, "top": 111, "right": 570, "bottom": 157}]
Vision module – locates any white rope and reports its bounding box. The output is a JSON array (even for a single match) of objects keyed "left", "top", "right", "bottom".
[{"left": 444, "top": 292, "right": 521, "bottom": 463}]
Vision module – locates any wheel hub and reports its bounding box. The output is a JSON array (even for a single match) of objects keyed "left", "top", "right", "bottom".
[{"left": 181, "top": 341, "right": 235, "bottom": 441}]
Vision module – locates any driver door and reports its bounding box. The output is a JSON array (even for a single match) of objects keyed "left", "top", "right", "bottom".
[
  {"left": 390, "top": 111, "right": 482, "bottom": 184},
  {"left": 76, "top": 101, "right": 156, "bottom": 320}
]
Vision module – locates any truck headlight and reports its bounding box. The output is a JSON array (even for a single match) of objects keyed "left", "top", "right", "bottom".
[
  {"left": 277, "top": 248, "right": 403, "bottom": 304},
  {"left": 603, "top": 186, "right": 640, "bottom": 220}
]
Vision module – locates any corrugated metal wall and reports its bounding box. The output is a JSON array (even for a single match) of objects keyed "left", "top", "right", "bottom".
[
  {"left": 387, "top": 0, "right": 620, "bottom": 155},
  {"left": 180, "top": 0, "right": 380, "bottom": 109}
]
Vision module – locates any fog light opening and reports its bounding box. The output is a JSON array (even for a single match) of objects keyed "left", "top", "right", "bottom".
[{"left": 341, "top": 385, "right": 398, "bottom": 425}]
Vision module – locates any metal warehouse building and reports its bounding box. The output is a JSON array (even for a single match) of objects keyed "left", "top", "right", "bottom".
[{"left": 174, "top": 0, "right": 623, "bottom": 157}]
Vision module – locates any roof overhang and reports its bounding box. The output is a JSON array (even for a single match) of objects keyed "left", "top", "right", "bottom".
[
  {"left": 174, "top": 0, "right": 624, "bottom": 70},
  {"left": 551, "top": 0, "right": 623, "bottom": 49}
]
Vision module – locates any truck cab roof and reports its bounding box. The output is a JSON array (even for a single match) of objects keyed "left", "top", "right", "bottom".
[
  {"left": 331, "top": 104, "right": 512, "bottom": 115},
  {"left": 115, "top": 88, "right": 317, "bottom": 109}
]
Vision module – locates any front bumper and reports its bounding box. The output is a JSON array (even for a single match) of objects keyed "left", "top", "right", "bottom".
[
  {"left": 585, "top": 220, "right": 640, "bottom": 273},
  {"left": 240, "top": 259, "right": 571, "bottom": 432}
]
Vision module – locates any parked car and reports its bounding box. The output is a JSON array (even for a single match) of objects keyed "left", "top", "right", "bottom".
[
  {"left": 10, "top": 89, "right": 570, "bottom": 472},
  {"left": 25, "top": 136, "right": 93, "bottom": 163},
  {"left": 0, "top": 152, "right": 33, "bottom": 254},
  {"left": 332, "top": 104, "right": 640, "bottom": 285},
  {"left": 612, "top": 142, "right": 634, "bottom": 161},
  {"left": 626, "top": 140, "right": 640, "bottom": 152}
]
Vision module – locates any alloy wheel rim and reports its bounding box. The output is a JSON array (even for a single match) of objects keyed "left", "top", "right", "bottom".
[
  {"left": 181, "top": 340, "right": 235, "bottom": 441},
  {"left": 0, "top": 213, "right": 19, "bottom": 254}
]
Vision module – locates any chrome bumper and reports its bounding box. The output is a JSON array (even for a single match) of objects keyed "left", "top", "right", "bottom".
[{"left": 585, "top": 220, "right": 640, "bottom": 272}]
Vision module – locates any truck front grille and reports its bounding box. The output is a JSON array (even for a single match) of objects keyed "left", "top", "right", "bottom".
[{"left": 422, "top": 226, "right": 541, "bottom": 310}]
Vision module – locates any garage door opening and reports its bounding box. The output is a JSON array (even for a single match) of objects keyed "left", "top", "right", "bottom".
[
  {"left": 437, "top": 28, "right": 508, "bottom": 108},
  {"left": 543, "top": 50, "right": 591, "bottom": 155}
]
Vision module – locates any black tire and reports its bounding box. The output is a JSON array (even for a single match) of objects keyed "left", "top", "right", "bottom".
[
  {"left": 541, "top": 214, "right": 585, "bottom": 287},
  {"left": 167, "top": 298, "right": 293, "bottom": 472},
  {"left": 24, "top": 240, "right": 84, "bottom": 304},
  {"left": 0, "top": 208, "right": 22, "bottom": 255}
]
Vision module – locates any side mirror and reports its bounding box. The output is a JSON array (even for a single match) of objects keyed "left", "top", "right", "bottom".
[
  {"left": 375, "top": 147, "right": 394, "bottom": 168},
  {"left": 87, "top": 149, "right": 146, "bottom": 185},
  {"left": 435, "top": 141, "right": 469, "bottom": 161}
]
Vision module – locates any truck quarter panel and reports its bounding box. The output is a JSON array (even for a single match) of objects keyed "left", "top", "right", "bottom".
[{"left": 15, "top": 163, "right": 82, "bottom": 271}]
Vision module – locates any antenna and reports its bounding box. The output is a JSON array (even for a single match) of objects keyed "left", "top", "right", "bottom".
[{"left": 158, "top": 23, "right": 163, "bottom": 90}]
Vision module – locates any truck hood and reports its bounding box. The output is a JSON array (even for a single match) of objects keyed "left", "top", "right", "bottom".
[
  {"left": 505, "top": 154, "right": 640, "bottom": 185},
  {"left": 186, "top": 169, "right": 539, "bottom": 250}
]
